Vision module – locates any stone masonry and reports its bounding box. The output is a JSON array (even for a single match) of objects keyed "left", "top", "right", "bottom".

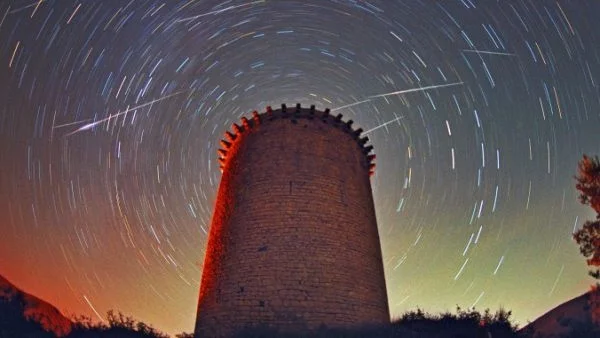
[{"left": 194, "top": 104, "right": 389, "bottom": 337}]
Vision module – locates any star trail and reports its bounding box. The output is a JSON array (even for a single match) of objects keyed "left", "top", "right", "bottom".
[{"left": 0, "top": 0, "right": 598, "bottom": 335}]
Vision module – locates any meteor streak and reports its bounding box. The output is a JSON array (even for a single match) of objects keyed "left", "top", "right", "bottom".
[
  {"left": 64, "top": 91, "right": 185, "bottom": 136},
  {"left": 330, "top": 99, "right": 372, "bottom": 112},
  {"left": 8, "top": 0, "right": 47, "bottom": 14},
  {"left": 331, "top": 82, "right": 464, "bottom": 111},
  {"left": 363, "top": 115, "right": 405, "bottom": 135},
  {"left": 367, "top": 82, "right": 464, "bottom": 99},
  {"left": 175, "top": 1, "right": 265, "bottom": 23},
  {"left": 53, "top": 119, "right": 94, "bottom": 129},
  {"left": 461, "top": 49, "right": 516, "bottom": 56}
]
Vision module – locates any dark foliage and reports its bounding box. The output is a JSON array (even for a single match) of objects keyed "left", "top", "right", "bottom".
[
  {"left": 393, "top": 307, "right": 519, "bottom": 338},
  {"left": 67, "top": 311, "right": 169, "bottom": 338},
  {"left": 574, "top": 155, "right": 600, "bottom": 279},
  {"left": 173, "top": 333, "right": 194, "bottom": 338},
  {"left": 573, "top": 220, "right": 600, "bottom": 279},
  {"left": 575, "top": 155, "right": 600, "bottom": 216},
  {"left": 232, "top": 307, "right": 521, "bottom": 338},
  {"left": 571, "top": 154, "right": 600, "bottom": 329}
]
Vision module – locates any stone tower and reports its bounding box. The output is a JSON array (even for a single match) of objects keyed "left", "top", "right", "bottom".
[{"left": 194, "top": 104, "right": 389, "bottom": 337}]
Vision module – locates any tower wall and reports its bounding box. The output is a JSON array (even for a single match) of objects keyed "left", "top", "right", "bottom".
[{"left": 195, "top": 104, "right": 389, "bottom": 337}]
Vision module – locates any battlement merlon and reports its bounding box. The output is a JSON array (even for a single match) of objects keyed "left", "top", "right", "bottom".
[{"left": 217, "top": 103, "right": 376, "bottom": 176}]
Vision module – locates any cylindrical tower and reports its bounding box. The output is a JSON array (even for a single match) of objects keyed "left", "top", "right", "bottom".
[{"left": 195, "top": 104, "right": 389, "bottom": 337}]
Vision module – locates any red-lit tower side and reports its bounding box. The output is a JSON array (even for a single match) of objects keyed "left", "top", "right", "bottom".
[{"left": 194, "top": 104, "right": 389, "bottom": 337}]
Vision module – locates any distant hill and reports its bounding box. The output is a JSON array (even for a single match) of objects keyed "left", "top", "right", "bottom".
[
  {"left": 0, "top": 273, "right": 170, "bottom": 337},
  {"left": 522, "top": 290, "right": 598, "bottom": 337},
  {"left": 0, "top": 273, "right": 73, "bottom": 337}
]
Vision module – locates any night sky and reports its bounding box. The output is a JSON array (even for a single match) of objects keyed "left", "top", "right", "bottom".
[{"left": 1, "top": 0, "right": 599, "bottom": 335}]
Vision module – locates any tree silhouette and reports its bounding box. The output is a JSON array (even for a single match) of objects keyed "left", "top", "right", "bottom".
[
  {"left": 574, "top": 155, "right": 600, "bottom": 280},
  {"left": 573, "top": 154, "right": 600, "bottom": 326}
]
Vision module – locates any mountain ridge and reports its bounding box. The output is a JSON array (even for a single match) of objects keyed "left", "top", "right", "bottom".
[
  {"left": 521, "top": 289, "right": 596, "bottom": 337},
  {"left": 0, "top": 273, "right": 73, "bottom": 337}
]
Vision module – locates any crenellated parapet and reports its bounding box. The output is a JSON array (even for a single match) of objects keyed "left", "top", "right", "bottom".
[{"left": 217, "top": 103, "right": 376, "bottom": 176}]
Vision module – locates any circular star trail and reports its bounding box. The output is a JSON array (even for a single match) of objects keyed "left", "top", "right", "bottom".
[{"left": 0, "top": 0, "right": 598, "bottom": 335}]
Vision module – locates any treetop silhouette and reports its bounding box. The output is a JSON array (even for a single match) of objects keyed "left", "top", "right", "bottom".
[{"left": 576, "top": 155, "right": 600, "bottom": 217}]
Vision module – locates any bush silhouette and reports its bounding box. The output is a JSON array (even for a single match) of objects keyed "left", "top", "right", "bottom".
[
  {"left": 67, "top": 310, "right": 168, "bottom": 338},
  {"left": 231, "top": 307, "right": 520, "bottom": 338}
]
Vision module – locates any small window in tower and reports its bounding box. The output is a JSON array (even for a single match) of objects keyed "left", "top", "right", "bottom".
[{"left": 259, "top": 300, "right": 265, "bottom": 307}]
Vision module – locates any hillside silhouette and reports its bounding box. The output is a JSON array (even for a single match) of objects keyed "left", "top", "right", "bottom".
[
  {"left": 522, "top": 289, "right": 600, "bottom": 338},
  {"left": 0, "top": 274, "right": 171, "bottom": 337},
  {"left": 0, "top": 273, "right": 72, "bottom": 337}
]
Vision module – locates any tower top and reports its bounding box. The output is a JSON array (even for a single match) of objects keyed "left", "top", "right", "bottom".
[{"left": 217, "top": 103, "right": 376, "bottom": 176}]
